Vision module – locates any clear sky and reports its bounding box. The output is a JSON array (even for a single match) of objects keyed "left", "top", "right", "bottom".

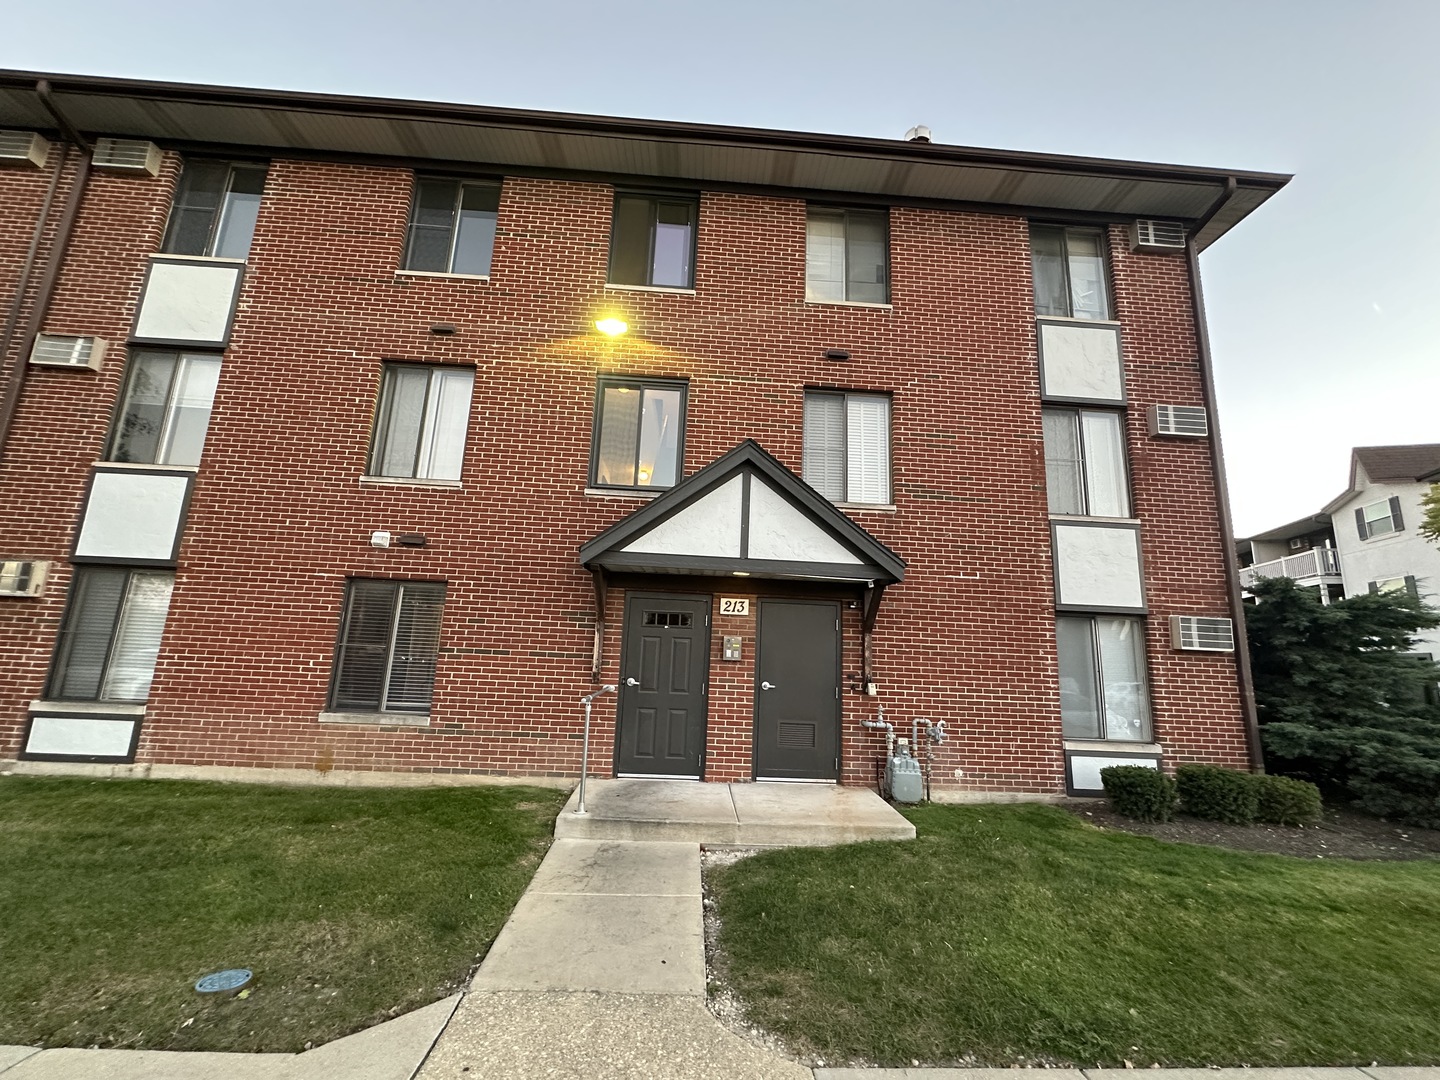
[{"left": 4, "top": 0, "right": 1436, "bottom": 535}]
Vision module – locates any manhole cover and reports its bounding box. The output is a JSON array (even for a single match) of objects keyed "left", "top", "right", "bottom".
[{"left": 195, "top": 969, "right": 253, "bottom": 993}]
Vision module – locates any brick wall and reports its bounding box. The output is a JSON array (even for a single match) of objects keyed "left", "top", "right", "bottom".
[{"left": 0, "top": 149, "right": 1249, "bottom": 788}]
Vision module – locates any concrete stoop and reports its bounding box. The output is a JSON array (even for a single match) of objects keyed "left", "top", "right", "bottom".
[{"left": 555, "top": 778, "right": 915, "bottom": 846}]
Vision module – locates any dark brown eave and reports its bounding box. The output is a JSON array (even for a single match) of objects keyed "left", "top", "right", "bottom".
[{"left": 0, "top": 70, "right": 1289, "bottom": 249}]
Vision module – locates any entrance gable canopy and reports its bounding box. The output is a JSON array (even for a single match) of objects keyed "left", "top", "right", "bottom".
[{"left": 579, "top": 441, "right": 904, "bottom": 584}]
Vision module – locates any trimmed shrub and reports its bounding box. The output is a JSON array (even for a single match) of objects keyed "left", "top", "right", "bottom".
[
  {"left": 1176, "top": 763, "right": 1259, "bottom": 825},
  {"left": 1100, "top": 765, "right": 1177, "bottom": 823},
  {"left": 1254, "top": 774, "right": 1323, "bottom": 826}
]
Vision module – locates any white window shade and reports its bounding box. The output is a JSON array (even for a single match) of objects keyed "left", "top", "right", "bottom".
[
  {"left": 846, "top": 394, "right": 890, "bottom": 503},
  {"left": 805, "top": 211, "right": 846, "bottom": 302},
  {"left": 101, "top": 573, "right": 175, "bottom": 700},
  {"left": 802, "top": 393, "right": 845, "bottom": 499}
]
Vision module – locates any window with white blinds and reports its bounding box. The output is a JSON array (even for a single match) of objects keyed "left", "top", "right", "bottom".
[
  {"left": 802, "top": 391, "right": 891, "bottom": 504},
  {"left": 370, "top": 364, "right": 474, "bottom": 481},
  {"left": 331, "top": 581, "right": 446, "bottom": 713},
  {"left": 51, "top": 568, "right": 175, "bottom": 702},
  {"left": 806, "top": 208, "right": 888, "bottom": 304}
]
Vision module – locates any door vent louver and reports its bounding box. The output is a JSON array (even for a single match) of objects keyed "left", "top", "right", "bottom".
[
  {"left": 0, "top": 130, "right": 51, "bottom": 169},
  {"left": 92, "top": 138, "right": 162, "bottom": 176},
  {"left": 1171, "top": 615, "right": 1235, "bottom": 652},
  {"left": 1130, "top": 219, "right": 1186, "bottom": 253},
  {"left": 1147, "top": 404, "right": 1208, "bottom": 437},
  {"left": 0, "top": 560, "right": 50, "bottom": 597},
  {"left": 30, "top": 334, "right": 106, "bottom": 371}
]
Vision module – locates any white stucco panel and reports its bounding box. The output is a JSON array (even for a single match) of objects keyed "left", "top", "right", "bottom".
[
  {"left": 1055, "top": 523, "right": 1144, "bottom": 609},
  {"left": 747, "top": 481, "right": 862, "bottom": 564},
  {"left": 621, "top": 475, "right": 743, "bottom": 557},
  {"left": 26, "top": 715, "right": 137, "bottom": 758},
  {"left": 75, "top": 471, "right": 191, "bottom": 561},
  {"left": 1040, "top": 322, "right": 1124, "bottom": 402},
  {"left": 133, "top": 260, "right": 242, "bottom": 345}
]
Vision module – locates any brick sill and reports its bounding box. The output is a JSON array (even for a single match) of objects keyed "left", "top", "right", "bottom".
[
  {"left": 1064, "top": 740, "right": 1162, "bottom": 755},
  {"left": 603, "top": 283, "right": 696, "bottom": 296},
  {"left": 804, "top": 298, "right": 892, "bottom": 310},
  {"left": 359, "top": 476, "right": 463, "bottom": 489},
  {"left": 584, "top": 487, "right": 661, "bottom": 500},
  {"left": 318, "top": 711, "right": 430, "bottom": 727},
  {"left": 394, "top": 270, "right": 490, "bottom": 282},
  {"left": 30, "top": 700, "right": 146, "bottom": 716}
]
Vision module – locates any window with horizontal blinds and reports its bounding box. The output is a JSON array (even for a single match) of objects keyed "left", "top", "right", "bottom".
[
  {"left": 51, "top": 568, "right": 175, "bottom": 702},
  {"left": 805, "top": 208, "right": 888, "bottom": 304},
  {"left": 332, "top": 581, "right": 446, "bottom": 713},
  {"left": 802, "top": 391, "right": 891, "bottom": 504}
]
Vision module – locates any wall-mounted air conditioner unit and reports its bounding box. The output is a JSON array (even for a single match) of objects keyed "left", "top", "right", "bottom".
[
  {"left": 29, "top": 334, "right": 107, "bottom": 371},
  {"left": 1170, "top": 615, "right": 1235, "bottom": 652},
  {"left": 92, "top": 138, "right": 162, "bottom": 176},
  {"left": 0, "top": 130, "right": 51, "bottom": 169},
  {"left": 1289, "top": 537, "right": 1306, "bottom": 551},
  {"left": 1147, "top": 404, "right": 1209, "bottom": 437},
  {"left": 1131, "top": 219, "right": 1186, "bottom": 253},
  {"left": 0, "top": 560, "right": 50, "bottom": 598}
]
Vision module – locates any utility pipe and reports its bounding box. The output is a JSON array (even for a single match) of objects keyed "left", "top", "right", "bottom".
[
  {"left": 574, "top": 684, "right": 616, "bottom": 816},
  {"left": 1184, "top": 181, "right": 1265, "bottom": 773}
]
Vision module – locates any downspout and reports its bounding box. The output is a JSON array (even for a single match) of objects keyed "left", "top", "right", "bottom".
[
  {"left": 0, "top": 81, "right": 94, "bottom": 457},
  {"left": 590, "top": 567, "right": 607, "bottom": 682},
  {"left": 859, "top": 582, "right": 885, "bottom": 695},
  {"left": 1185, "top": 177, "right": 1265, "bottom": 773},
  {"left": 0, "top": 144, "right": 67, "bottom": 428}
]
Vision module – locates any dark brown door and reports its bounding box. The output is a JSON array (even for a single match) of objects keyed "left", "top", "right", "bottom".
[
  {"left": 754, "top": 600, "right": 840, "bottom": 780},
  {"left": 615, "top": 593, "right": 710, "bottom": 778}
]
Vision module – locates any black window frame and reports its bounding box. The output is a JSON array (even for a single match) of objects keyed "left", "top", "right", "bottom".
[
  {"left": 104, "top": 349, "right": 224, "bottom": 468},
  {"left": 329, "top": 579, "right": 447, "bottom": 715},
  {"left": 47, "top": 566, "right": 177, "bottom": 704},
  {"left": 1055, "top": 614, "right": 1152, "bottom": 743},
  {"left": 160, "top": 158, "right": 269, "bottom": 260},
  {"left": 607, "top": 190, "right": 700, "bottom": 289},
  {"left": 401, "top": 175, "right": 503, "bottom": 275},
  {"left": 1029, "top": 223, "right": 1114, "bottom": 321},
  {"left": 801, "top": 389, "right": 894, "bottom": 505},
  {"left": 804, "top": 205, "right": 891, "bottom": 304},
  {"left": 588, "top": 375, "right": 689, "bottom": 491},
  {"left": 367, "top": 361, "right": 476, "bottom": 481},
  {"left": 1041, "top": 406, "right": 1132, "bottom": 518}
]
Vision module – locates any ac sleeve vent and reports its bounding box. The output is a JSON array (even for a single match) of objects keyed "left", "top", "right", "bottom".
[
  {"left": 1170, "top": 615, "right": 1235, "bottom": 652},
  {"left": 30, "top": 334, "right": 106, "bottom": 371},
  {"left": 0, "top": 560, "right": 50, "bottom": 598},
  {"left": 0, "top": 130, "right": 51, "bottom": 169},
  {"left": 1147, "top": 404, "right": 1209, "bottom": 438},
  {"left": 92, "top": 138, "right": 163, "bottom": 176},
  {"left": 1130, "top": 219, "right": 1187, "bottom": 253}
]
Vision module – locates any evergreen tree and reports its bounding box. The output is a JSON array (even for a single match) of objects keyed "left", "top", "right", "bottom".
[
  {"left": 1245, "top": 576, "right": 1440, "bottom": 827},
  {"left": 1420, "top": 482, "right": 1440, "bottom": 547}
]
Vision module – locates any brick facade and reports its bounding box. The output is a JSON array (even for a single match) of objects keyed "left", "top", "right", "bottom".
[{"left": 0, "top": 98, "right": 1255, "bottom": 793}]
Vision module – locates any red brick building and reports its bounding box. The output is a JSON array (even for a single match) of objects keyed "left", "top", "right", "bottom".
[{"left": 0, "top": 72, "right": 1287, "bottom": 796}]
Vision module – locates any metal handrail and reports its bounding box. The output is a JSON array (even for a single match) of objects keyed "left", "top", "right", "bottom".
[{"left": 573, "top": 685, "right": 616, "bottom": 816}]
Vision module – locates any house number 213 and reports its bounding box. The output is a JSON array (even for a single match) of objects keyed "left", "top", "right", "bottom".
[{"left": 719, "top": 597, "right": 750, "bottom": 616}]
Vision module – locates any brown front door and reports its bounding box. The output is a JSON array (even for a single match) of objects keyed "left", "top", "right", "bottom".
[
  {"left": 615, "top": 593, "right": 710, "bottom": 778},
  {"left": 753, "top": 599, "right": 841, "bottom": 780}
]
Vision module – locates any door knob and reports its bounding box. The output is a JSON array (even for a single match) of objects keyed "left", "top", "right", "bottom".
[
  {"left": 625, "top": 677, "right": 640, "bottom": 687},
  {"left": 760, "top": 681, "right": 777, "bottom": 690}
]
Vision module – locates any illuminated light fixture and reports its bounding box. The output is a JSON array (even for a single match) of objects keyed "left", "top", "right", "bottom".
[
  {"left": 732, "top": 571, "right": 750, "bottom": 577},
  {"left": 595, "top": 317, "right": 628, "bottom": 337},
  {"left": 637, "top": 469, "right": 651, "bottom": 483}
]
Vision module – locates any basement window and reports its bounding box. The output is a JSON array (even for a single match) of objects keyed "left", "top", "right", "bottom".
[{"left": 330, "top": 581, "right": 446, "bottom": 714}]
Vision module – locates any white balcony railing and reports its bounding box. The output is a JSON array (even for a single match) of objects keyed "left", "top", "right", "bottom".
[{"left": 1239, "top": 547, "right": 1341, "bottom": 590}]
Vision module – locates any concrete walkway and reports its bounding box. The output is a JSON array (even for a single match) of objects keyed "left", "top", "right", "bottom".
[
  {"left": 417, "top": 838, "right": 807, "bottom": 1078},
  {"left": 555, "top": 778, "right": 915, "bottom": 845}
]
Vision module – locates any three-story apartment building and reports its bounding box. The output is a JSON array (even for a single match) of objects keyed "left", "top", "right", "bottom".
[{"left": 0, "top": 72, "right": 1288, "bottom": 797}]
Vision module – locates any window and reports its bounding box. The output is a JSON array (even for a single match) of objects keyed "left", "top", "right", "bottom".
[
  {"left": 1031, "top": 225, "right": 1111, "bottom": 320},
  {"left": 806, "top": 208, "right": 888, "bottom": 304},
  {"left": 803, "top": 391, "right": 891, "bottom": 504},
  {"left": 590, "top": 377, "right": 685, "bottom": 489},
  {"left": 1042, "top": 409, "right": 1130, "bottom": 517},
  {"left": 370, "top": 364, "right": 474, "bottom": 481},
  {"left": 1056, "top": 616, "right": 1150, "bottom": 741},
  {"left": 108, "top": 351, "right": 222, "bottom": 467},
  {"left": 50, "top": 568, "right": 175, "bottom": 702},
  {"left": 1370, "top": 576, "right": 1418, "bottom": 597},
  {"left": 162, "top": 160, "right": 268, "bottom": 260},
  {"left": 1356, "top": 497, "right": 1404, "bottom": 539},
  {"left": 331, "top": 581, "right": 445, "bottom": 714},
  {"left": 609, "top": 193, "right": 697, "bottom": 288},
  {"left": 402, "top": 178, "right": 501, "bottom": 275}
]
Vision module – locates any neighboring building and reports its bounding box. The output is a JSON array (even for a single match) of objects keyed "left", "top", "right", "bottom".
[
  {"left": 0, "top": 71, "right": 1288, "bottom": 797},
  {"left": 1325, "top": 445, "right": 1440, "bottom": 657}
]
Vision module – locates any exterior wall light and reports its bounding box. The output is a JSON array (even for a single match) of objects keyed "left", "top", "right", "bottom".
[{"left": 595, "top": 317, "right": 628, "bottom": 337}]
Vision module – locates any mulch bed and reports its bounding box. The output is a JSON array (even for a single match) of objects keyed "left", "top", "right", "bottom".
[{"left": 1066, "top": 802, "right": 1440, "bottom": 860}]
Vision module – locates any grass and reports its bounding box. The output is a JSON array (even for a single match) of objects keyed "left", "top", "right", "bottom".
[
  {"left": 0, "top": 776, "right": 566, "bottom": 1053},
  {"left": 709, "top": 803, "right": 1440, "bottom": 1068}
]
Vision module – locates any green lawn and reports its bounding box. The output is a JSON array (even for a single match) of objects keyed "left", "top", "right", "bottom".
[
  {"left": 709, "top": 803, "right": 1440, "bottom": 1068},
  {"left": 0, "top": 777, "right": 565, "bottom": 1053}
]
